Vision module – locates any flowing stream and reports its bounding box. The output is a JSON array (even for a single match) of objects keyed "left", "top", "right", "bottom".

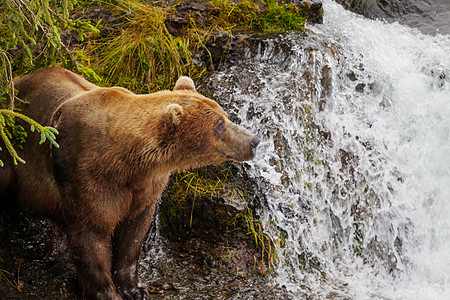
[{"left": 209, "top": 1, "right": 450, "bottom": 299}]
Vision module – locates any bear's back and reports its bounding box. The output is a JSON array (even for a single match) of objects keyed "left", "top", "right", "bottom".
[{"left": 14, "top": 66, "right": 99, "bottom": 124}]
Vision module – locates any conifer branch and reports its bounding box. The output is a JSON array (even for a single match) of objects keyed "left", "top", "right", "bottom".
[
  {"left": 0, "top": 0, "right": 96, "bottom": 166},
  {"left": 1, "top": 109, "right": 59, "bottom": 149},
  {"left": 0, "top": 113, "right": 26, "bottom": 165}
]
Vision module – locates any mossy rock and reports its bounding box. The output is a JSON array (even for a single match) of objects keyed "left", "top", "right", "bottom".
[{"left": 159, "top": 164, "right": 247, "bottom": 242}]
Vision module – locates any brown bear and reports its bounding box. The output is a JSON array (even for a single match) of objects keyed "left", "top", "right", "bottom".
[{"left": 0, "top": 66, "right": 259, "bottom": 299}]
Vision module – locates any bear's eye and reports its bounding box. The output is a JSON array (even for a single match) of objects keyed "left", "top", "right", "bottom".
[{"left": 214, "top": 118, "right": 226, "bottom": 136}]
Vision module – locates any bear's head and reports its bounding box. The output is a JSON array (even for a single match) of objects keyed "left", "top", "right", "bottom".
[{"left": 157, "top": 76, "right": 260, "bottom": 170}]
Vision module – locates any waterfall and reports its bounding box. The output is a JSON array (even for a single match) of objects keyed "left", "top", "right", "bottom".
[{"left": 209, "top": 1, "right": 450, "bottom": 299}]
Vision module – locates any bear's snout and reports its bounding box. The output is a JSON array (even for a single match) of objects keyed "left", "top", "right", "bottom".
[
  {"left": 250, "top": 136, "right": 260, "bottom": 152},
  {"left": 223, "top": 122, "right": 260, "bottom": 162}
]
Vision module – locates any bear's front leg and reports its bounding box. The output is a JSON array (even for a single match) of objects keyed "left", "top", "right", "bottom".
[
  {"left": 68, "top": 225, "right": 121, "bottom": 300},
  {"left": 112, "top": 204, "right": 155, "bottom": 300}
]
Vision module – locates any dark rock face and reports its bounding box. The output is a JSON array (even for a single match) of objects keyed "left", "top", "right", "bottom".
[
  {"left": 164, "top": 1, "right": 220, "bottom": 37},
  {"left": 298, "top": 0, "right": 324, "bottom": 25},
  {"left": 335, "top": 0, "right": 450, "bottom": 35},
  {"left": 157, "top": 163, "right": 269, "bottom": 271},
  {"left": 141, "top": 237, "right": 297, "bottom": 299},
  {"left": 0, "top": 209, "right": 295, "bottom": 299},
  {"left": 0, "top": 211, "right": 78, "bottom": 300}
]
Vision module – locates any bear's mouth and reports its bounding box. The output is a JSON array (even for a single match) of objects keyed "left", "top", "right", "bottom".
[{"left": 224, "top": 149, "right": 256, "bottom": 162}]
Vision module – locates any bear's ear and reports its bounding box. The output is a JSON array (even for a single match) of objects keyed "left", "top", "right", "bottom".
[
  {"left": 173, "top": 76, "right": 196, "bottom": 92},
  {"left": 164, "top": 103, "right": 184, "bottom": 125}
]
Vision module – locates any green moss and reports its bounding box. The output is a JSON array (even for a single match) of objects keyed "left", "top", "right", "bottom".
[
  {"left": 209, "top": 0, "right": 262, "bottom": 31},
  {"left": 163, "top": 165, "right": 241, "bottom": 228},
  {"left": 262, "top": 1, "right": 307, "bottom": 31},
  {"left": 210, "top": 0, "right": 306, "bottom": 32}
]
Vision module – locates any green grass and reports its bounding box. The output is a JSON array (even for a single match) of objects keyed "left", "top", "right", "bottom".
[
  {"left": 89, "top": 0, "right": 205, "bottom": 93},
  {"left": 234, "top": 205, "right": 279, "bottom": 274},
  {"left": 262, "top": 0, "right": 307, "bottom": 31}
]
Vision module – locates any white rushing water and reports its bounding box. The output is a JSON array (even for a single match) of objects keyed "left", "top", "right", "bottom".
[{"left": 211, "top": 0, "right": 450, "bottom": 299}]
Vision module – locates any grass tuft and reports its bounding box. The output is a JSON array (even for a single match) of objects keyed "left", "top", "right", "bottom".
[
  {"left": 0, "top": 258, "right": 24, "bottom": 292},
  {"left": 84, "top": 0, "right": 308, "bottom": 93},
  {"left": 234, "top": 204, "right": 279, "bottom": 274},
  {"left": 91, "top": 0, "right": 205, "bottom": 93}
]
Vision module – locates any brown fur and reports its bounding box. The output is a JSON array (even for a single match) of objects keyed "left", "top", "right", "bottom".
[{"left": 0, "top": 66, "right": 259, "bottom": 300}]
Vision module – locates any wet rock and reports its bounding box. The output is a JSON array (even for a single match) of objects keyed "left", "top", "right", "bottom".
[
  {"left": 335, "top": 0, "right": 450, "bottom": 35},
  {"left": 141, "top": 238, "right": 297, "bottom": 299},
  {"left": 0, "top": 211, "right": 77, "bottom": 300},
  {"left": 296, "top": 0, "right": 324, "bottom": 24},
  {"left": 0, "top": 205, "right": 295, "bottom": 299}
]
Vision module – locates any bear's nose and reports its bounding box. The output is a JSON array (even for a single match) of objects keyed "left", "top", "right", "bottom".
[{"left": 250, "top": 136, "right": 260, "bottom": 151}]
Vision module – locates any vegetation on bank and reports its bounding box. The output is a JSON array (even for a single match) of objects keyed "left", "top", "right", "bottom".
[
  {"left": 212, "top": 0, "right": 307, "bottom": 32},
  {"left": 84, "top": 0, "right": 308, "bottom": 93},
  {"left": 159, "top": 164, "right": 281, "bottom": 273},
  {"left": 1, "top": 0, "right": 310, "bottom": 108}
]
